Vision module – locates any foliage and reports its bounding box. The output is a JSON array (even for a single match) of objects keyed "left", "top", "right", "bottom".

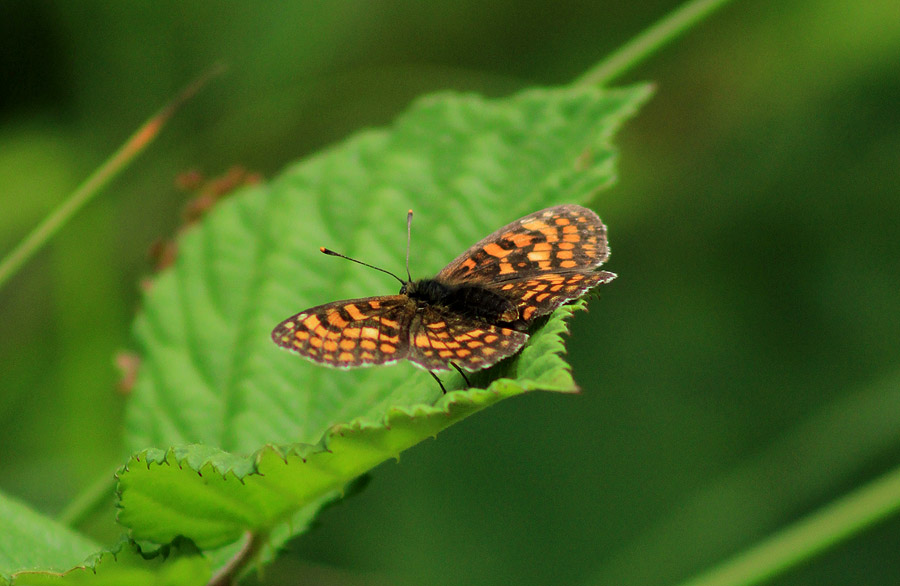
[{"left": 1, "top": 79, "right": 650, "bottom": 582}]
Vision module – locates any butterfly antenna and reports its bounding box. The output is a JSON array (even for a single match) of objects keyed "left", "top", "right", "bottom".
[
  {"left": 405, "top": 209, "right": 413, "bottom": 283},
  {"left": 319, "top": 247, "right": 405, "bottom": 285}
]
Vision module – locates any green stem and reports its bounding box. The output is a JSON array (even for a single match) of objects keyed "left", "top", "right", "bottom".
[
  {"left": 0, "top": 63, "right": 225, "bottom": 292},
  {"left": 577, "top": 0, "right": 735, "bottom": 86},
  {"left": 678, "top": 465, "right": 900, "bottom": 586}
]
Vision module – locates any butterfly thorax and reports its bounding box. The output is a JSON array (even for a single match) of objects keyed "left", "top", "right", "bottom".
[{"left": 401, "top": 279, "right": 520, "bottom": 325}]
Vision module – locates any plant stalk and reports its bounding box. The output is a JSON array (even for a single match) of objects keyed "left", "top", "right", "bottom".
[
  {"left": 678, "top": 465, "right": 900, "bottom": 586},
  {"left": 0, "top": 63, "right": 225, "bottom": 291},
  {"left": 577, "top": 0, "right": 735, "bottom": 86}
]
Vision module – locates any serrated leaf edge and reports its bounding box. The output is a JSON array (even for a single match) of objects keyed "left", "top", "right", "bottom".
[{"left": 117, "top": 301, "right": 587, "bottom": 546}]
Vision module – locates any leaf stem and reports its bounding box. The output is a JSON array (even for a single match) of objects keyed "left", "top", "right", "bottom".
[
  {"left": 577, "top": 0, "right": 735, "bottom": 86},
  {"left": 208, "top": 530, "right": 268, "bottom": 586},
  {"left": 677, "top": 465, "right": 900, "bottom": 586},
  {"left": 0, "top": 63, "right": 225, "bottom": 292}
]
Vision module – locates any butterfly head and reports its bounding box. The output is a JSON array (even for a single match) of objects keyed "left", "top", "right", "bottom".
[{"left": 399, "top": 278, "right": 442, "bottom": 299}]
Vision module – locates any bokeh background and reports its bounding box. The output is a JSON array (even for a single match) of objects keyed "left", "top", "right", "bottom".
[{"left": 2, "top": 1, "right": 899, "bottom": 585}]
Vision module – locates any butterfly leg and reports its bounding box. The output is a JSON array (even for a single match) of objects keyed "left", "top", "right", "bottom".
[
  {"left": 450, "top": 362, "right": 471, "bottom": 388},
  {"left": 428, "top": 370, "right": 448, "bottom": 394}
]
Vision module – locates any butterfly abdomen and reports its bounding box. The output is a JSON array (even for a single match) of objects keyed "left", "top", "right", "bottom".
[{"left": 404, "top": 279, "right": 519, "bottom": 325}]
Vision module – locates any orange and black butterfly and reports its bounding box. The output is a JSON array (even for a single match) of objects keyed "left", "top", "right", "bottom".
[{"left": 271, "top": 204, "right": 615, "bottom": 390}]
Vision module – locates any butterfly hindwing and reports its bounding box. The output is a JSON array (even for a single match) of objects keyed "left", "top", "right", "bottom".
[
  {"left": 405, "top": 306, "right": 529, "bottom": 371},
  {"left": 495, "top": 270, "right": 617, "bottom": 323}
]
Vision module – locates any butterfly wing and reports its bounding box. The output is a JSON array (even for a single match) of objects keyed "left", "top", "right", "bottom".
[
  {"left": 436, "top": 204, "right": 610, "bottom": 284},
  {"left": 436, "top": 204, "right": 615, "bottom": 323},
  {"left": 405, "top": 306, "right": 529, "bottom": 372},
  {"left": 493, "top": 270, "right": 617, "bottom": 323},
  {"left": 271, "top": 295, "right": 414, "bottom": 368}
]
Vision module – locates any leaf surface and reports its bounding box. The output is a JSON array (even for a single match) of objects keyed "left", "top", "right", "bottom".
[
  {"left": 0, "top": 493, "right": 208, "bottom": 586},
  {"left": 120, "top": 84, "right": 653, "bottom": 549}
]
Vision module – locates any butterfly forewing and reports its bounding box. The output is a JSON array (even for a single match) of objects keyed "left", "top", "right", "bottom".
[
  {"left": 271, "top": 296, "right": 414, "bottom": 367},
  {"left": 436, "top": 204, "right": 609, "bottom": 285}
]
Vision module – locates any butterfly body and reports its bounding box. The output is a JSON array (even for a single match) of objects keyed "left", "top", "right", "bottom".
[
  {"left": 402, "top": 278, "right": 521, "bottom": 327},
  {"left": 272, "top": 204, "right": 615, "bottom": 375}
]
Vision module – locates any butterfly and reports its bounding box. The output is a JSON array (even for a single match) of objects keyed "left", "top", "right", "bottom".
[{"left": 271, "top": 204, "right": 615, "bottom": 391}]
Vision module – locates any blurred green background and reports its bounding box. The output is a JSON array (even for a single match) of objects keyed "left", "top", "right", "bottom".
[{"left": 2, "top": 1, "right": 899, "bottom": 585}]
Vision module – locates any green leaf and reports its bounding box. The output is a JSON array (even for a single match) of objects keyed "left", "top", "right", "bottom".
[
  {"left": 0, "top": 491, "right": 99, "bottom": 581},
  {"left": 9, "top": 548, "right": 209, "bottom": 586},
  {"left": 119, "top": 301, "right": 584, "bottom": 549},
  {"left": 120, "top": 84, "right": 652, "bottom": 549},
  {"left": 0, "top": 492, "right": 209, "bottom": 586}
]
